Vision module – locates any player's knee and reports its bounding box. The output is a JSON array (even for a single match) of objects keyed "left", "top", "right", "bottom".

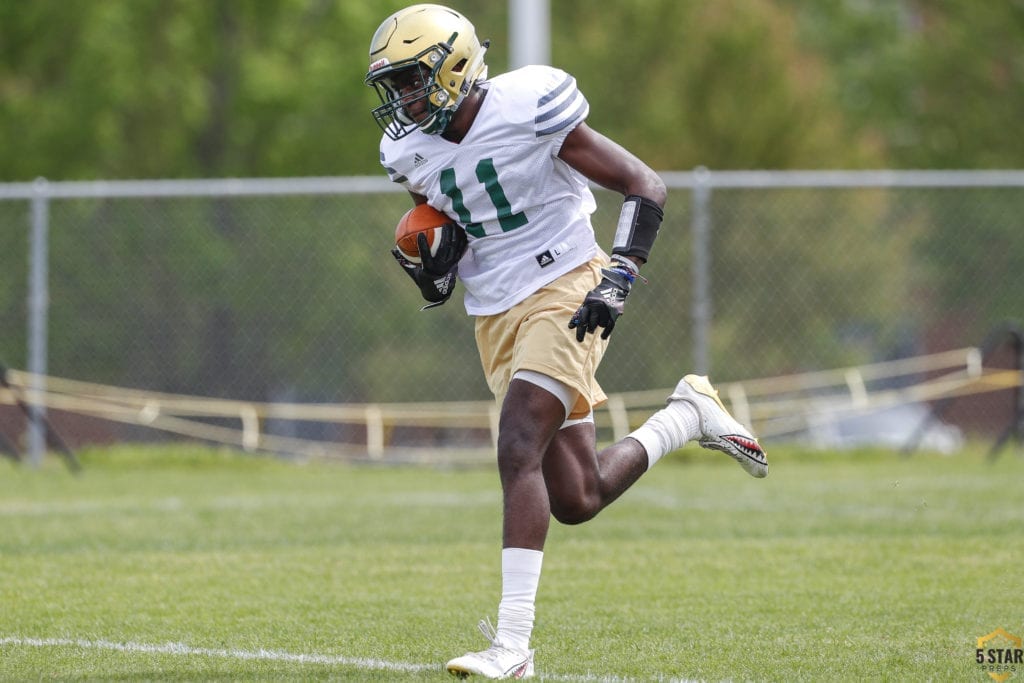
[
  {"left": 550, "top": 493, "right": 600, "bottom": 525},
  {"left": 497, "top": 425, "right": 545, "bottom": 477}
]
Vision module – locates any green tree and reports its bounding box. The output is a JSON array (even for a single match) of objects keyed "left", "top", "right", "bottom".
[
  {"left": 553, "top": 0, "right": 881, "bottom": 170},
  {"left": 5, "top": 1, "right": 1024, "bottom": 179},
  {"left": 785, "top": 1, "right": 1024, "bottom": 344},
  {"left": 0, "top": 1, "right": 390, "bottom": 180},
  {"left": 781, "top": 0, "right": 1024, "bottom": 168}
]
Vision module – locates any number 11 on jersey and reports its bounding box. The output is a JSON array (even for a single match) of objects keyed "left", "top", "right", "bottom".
[{"left": 440, "top": 158, "right": 528, "bottom": 238}]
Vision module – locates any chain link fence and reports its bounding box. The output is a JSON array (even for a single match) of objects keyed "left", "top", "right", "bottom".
[{"left": 1, "top": 171, "right": 1022, "bottom": 457}]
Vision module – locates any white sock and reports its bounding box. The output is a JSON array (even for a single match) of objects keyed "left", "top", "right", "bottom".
[
  {"left": 496, "top": 548, "right": 543, "bottom": 652},
  {"left": 628, "top": 400, "right": 702, "bottom": 469}
]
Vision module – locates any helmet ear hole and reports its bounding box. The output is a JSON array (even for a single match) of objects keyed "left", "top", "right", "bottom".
[{"left": 451, "top": 58, "right": 467, "bottom": 74}]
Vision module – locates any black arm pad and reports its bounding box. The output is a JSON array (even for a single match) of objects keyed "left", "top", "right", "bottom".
[{"left": 611, "top": 195, "right": 664, "bottom": 263}]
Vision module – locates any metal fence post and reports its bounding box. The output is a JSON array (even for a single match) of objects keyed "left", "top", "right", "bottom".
[
  {"left": 691, "top": 166, "right": 712, "bottom": 376},
  {"left": 509, "top": 0, "right": 550, "bottom": 69},
  {"left": 27, "top": 177, "right": 50, "bottom": 466}
]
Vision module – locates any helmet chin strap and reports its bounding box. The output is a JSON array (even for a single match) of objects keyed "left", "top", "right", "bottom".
[{"left": 419, "top": 107, "right": 453, "bottom": 135}]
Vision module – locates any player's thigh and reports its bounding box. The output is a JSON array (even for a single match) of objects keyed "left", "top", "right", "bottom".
[
  {"left": 542, "top": 421, "right": 601, "bottom": 517},
  {"left": 498, "top": 378, "right": 566, "bottom": 463}
]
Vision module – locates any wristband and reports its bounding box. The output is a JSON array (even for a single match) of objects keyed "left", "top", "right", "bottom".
[
  {"left": 609, "top": 256, "right": 637, "bottom": 284},
  {"left": 610, "top": 253, "right": 648, "bottom": 285},
  {"left": 611, "top": 254, "right": 639, "bottom": 275}
]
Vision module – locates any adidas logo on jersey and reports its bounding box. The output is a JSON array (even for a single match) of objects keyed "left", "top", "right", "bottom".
[
  {"left": 413, "top": 153, "right": 427, "bottom": 168},
  {"left": 535, "top": 250, "right": 554, "bottom": 267}
]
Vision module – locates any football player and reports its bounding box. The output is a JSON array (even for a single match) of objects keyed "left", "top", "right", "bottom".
[{"left": 365, "top": 4, "right": 768, "bottom": 679}]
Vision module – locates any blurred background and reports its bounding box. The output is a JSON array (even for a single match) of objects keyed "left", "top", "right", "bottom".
[
  {"left": 1, "top": 1, "right": 1022, "bottom": 460},
  {"left": 4, "top": 1, "right": 1023, "bottom": 178}
]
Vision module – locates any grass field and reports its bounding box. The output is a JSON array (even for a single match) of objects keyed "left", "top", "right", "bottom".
[{"left": 1, "top": 442, "right": 1023, "bottom": 681}]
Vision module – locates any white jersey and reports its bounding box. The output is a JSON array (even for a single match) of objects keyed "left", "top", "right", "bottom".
[{"left": 379, "top": 65, "right": 599, "bottom": 316}]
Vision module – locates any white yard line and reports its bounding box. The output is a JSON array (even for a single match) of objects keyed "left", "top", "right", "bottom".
[
  {"left": 0, "top": 636, "right": 433, "bottom": 673},
  {"left": 0, "top": 635, "right": 699, "bottom": 682}
]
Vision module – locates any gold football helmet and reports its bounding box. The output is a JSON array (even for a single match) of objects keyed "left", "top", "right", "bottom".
[{"left": 365, "top": 4, "right": 489, "bottom": 140}]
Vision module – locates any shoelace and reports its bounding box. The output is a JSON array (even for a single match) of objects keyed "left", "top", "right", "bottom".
[
  {"left": 474, "top": 617, "right": 521, "bottom": 662},
  {"left": 477, "top": 617, "right": 501, "bottom": 648}
]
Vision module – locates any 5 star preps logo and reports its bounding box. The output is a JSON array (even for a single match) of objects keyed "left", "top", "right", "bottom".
[{"left": 976, "top": 628, "right": 1024, "bottom": 682}]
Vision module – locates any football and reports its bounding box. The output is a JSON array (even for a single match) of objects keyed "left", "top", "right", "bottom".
[{"left": 394, "top": 204, "right": 455, "bottom": 264}]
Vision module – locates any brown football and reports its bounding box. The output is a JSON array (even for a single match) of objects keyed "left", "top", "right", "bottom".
[{"left": 394, "top": 204, "right": 455, "bottom": 264}]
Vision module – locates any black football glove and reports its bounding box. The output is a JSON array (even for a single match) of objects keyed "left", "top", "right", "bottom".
[
  {"left": 568, "top": 268, "right": 633, "bottom": 342},
  {"left": 418, "top": 223, "right": 467, "bottom": 277},
  {"left": 391, "top": 222, "right": 467, "bottom": 309},
  {"left": 391, "top": 248, "right": 458, "bottom": 308}
]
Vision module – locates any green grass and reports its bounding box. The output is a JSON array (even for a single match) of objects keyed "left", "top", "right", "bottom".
[{"left": 1, "top": 443, "right": 1023, "bottom": 681}]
